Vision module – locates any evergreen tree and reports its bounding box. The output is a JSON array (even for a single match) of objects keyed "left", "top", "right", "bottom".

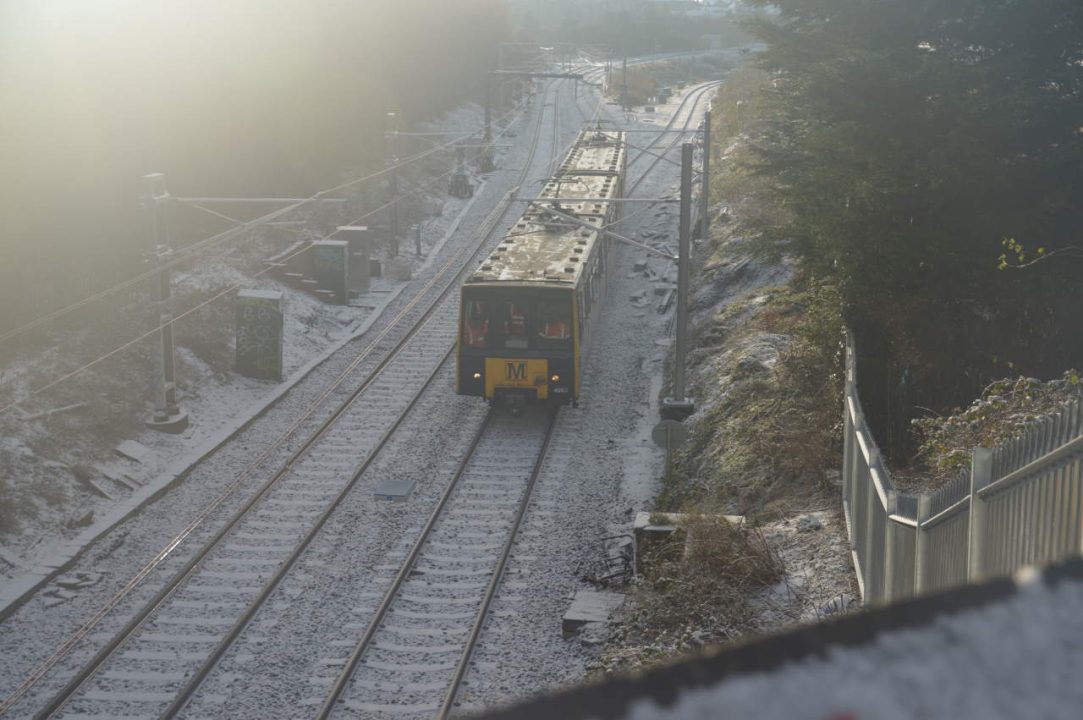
[{"left": 744, "top": 0, "right": 1083, "bottom": 451}]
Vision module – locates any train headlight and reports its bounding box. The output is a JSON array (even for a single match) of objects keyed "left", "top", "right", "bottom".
[
  {"left": 473, "top": 372, "right": 482, "bottom": 380},
  {"left": 550, "top": 374, "right": 560, "bottom": 383}
]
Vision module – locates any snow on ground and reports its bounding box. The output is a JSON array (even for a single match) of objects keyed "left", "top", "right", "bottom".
[
  {"left": 579, "top": 76, "right": 857, "bottom": 675},
  {"left": 0, "top": 63, "right": 810, "bottom": 718},
  {"left": 753, "top": 511, "right": 856, "bottom": 626},
  {"left": 478, "top": 562, "right": 1083, "bottom": 720},
  {"left": 456, "top": 85, "right": 717, "bottom": 714},
  {"left": 0, "top": 106, "right": 495, "bottom": 611},
  {"left": 0, "top": 70, "right": 593, "bottom": 710},
  {"left": 0, "top": 73, "right": 570, "bottom": 717}
]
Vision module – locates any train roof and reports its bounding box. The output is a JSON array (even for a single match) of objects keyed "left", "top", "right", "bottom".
[
  {"left": 467, "top": 129, "right": 624, "bottom": 287},
  {"left": 537, "top": 172, "right": 621, "bottom": 219},
  {"left": 557, "top": 129, "right": 624, "bottom": 175}
]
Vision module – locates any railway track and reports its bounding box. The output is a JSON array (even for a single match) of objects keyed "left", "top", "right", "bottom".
[
  {"left": 310, "top": 74, "right": 713, "bottom": 720},
  {"left": 315, "top": 408, "right": 558, "bottom": 719},
  {"left": 626, "top": 80, "right": 720, "bottom": 196},
  {"left": 572, "top": 64, "right": 611, "bottom": 124},
  {"left": 6, "top": 80, "right": 567, "bottom": 720},
  {"left": 4, "top": 70, "right": 707, "bottom": 720}
]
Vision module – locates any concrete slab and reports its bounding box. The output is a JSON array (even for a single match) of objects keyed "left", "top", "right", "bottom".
[
  {"left": 103, "top": 473, "right": 139, "bottom": 492},
  {"left": 81, "top": 478, "right": 113, "bottom": 501},
  {"left": 374, "top": 477, "right": 415, "bottom": 502},
  {"left": 114, "top": 440, "right": 155, "bottom": 464},
  {"left": 562, "top": 590, "right": 625, "bottom": 637}
]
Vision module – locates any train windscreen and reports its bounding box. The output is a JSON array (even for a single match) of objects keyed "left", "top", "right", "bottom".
[{"left": 461, "top": 288, "right": 572, "bottom": 352}]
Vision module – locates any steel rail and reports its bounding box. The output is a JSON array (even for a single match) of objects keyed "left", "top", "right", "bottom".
[
  {"left": 626, "top": 80, "right": 713, "bottom": 167},
  {"left": 160, "top": 342, "right": 461, "bottom": 719},
  {"left": 626, "top": 81, "right": 720, "bottom": 198},
  {"left": 315, "top": 80, "right": 568, "bottom": 720},
  {"left": 436, "top": 410, "right": 560, "bottom": 719},
  {"left": 186, "top": 82, "right": 565, "bottom": 716},
  {"left": 31, "top": 182, "right": 510, "bottom": 719},
  {"left": 165, "top": 79, "right": 563, "bottom": 715},
  {"left": 17, "top": 78, "right": 557, "bottom": 720},
  {"left": 37, "top": 174, "right": 532, "bottom": 718},
  {"left": 437, "top": 87, "right": 718, "bottom": 720},
  {"left": 620, "top": 81, "right": 719, "bottom": 339},
  {"left": 13, "top": 180, "right": 515, "bottom": 720},
  {"left": 314, "top": 407, "right": 560, "bottom": 720},
  {"left": 313, "top": 407, "right": 497, "bottom": 720}
]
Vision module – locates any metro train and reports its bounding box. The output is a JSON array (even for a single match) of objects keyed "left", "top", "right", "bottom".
[{"left": 456, "top": 127, "right": 626, "bottom": 409}]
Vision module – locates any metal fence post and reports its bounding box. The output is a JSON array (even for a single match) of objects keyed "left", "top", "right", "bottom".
[
  {"left": 863, "top": 447, "right": 880, "bottom": 603},
  {"left": 967, "top": 447, "right": 994, "bottom": 582},
  {"left": 884, "top": 488, "right": 898, "bottom": 602},
  {"left": 914, "top": 493, "right": 931, "bottom": 595},
  {"left": 842, "top": 397, "right": 854, "bottom": 511},
  {"left": 661, "top": 145, "right": 696, "bottom": 420},
  {"left": 1076, "top": 402, "right": 1083, "bottom": 557}
]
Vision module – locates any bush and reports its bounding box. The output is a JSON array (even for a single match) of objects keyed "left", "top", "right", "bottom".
[
  {"left": 662, "top": 275, "right": 844, "bottom": 517},
  {"left": 604, "top": 514, "right": 784, "bottom": 671},
  {"left": 913, "top": 372, "right": 1082, "bottom": 488}
]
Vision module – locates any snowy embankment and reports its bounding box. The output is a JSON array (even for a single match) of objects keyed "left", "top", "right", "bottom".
[
  {"left": 596, "top": 104, "right": 858, "bottom": 672},
  {"left": 0, "top": 70, "right": 805, "bottom": 718},
  {"left": 0, "top": 105, "right": 492, "bottom": 612},
  {"left": 479, "top": 559, "right": 1083, "bottom": 720}
]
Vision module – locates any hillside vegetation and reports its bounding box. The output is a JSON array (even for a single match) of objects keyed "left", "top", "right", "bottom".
[
  {"left": 604, "top": 0, "right": 1083, "bottom": 673},
  {"left": 741, "top": 0, "right": 1083, "bottom": 459}
]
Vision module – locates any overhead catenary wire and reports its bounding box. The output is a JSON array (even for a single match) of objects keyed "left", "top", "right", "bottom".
[
  {"left": 0, "top": 76, "right": 565, "bottom": 716},
  {"left": 0, "top": 158, "right": 471, "bottom": 416},
  {"left": 525, "top": 201, "right": 676, "bottom": 260},
  {"left": 492, "top": 76, "right": 701, "bottom": 255},
  {"left": 0, "top": 73, "right": 616, "bottom": 412},
  {"left": 0, "top": 101, "right": 527, "bottom": 348}
]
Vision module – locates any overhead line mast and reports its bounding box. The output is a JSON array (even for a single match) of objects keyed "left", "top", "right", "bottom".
[{"left": 142, "top": 174, "right": 189, "bottom": 434}]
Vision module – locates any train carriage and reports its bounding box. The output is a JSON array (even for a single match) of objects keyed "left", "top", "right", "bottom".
[{"left": 456, "top": 128, "right": 626, "bottom": 409}]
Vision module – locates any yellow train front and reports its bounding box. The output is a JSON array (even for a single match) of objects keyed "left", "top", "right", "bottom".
[{"left": 456, "top": 128, "right": 625, "bottom": 409}]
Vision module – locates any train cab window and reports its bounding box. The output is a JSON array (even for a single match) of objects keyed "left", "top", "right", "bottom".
[
  {"left": 464, "top": 300, "right": 489, "bottom": 348},
  {"left": 501, "top": 301, "right": 529, "bottom": 349},
  {"left": 536, "top": 300, "right": 572, "bottom": 349}
]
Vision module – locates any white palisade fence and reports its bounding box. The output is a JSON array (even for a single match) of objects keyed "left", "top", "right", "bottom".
[{"left": 842, "top": 330, "right": 1083, "bottom": 605}]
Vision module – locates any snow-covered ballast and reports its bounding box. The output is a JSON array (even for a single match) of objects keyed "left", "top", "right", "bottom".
[
  {"left": 477, "top": 558, "right": 1083, "bottom": 720},
  {"left": 456, "top": 128, "right": 626, "bottom": 408}
]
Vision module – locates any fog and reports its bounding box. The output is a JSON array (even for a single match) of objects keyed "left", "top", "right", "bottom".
[{"left": 0, "top": 0, "right": 506, "bottom": 334}]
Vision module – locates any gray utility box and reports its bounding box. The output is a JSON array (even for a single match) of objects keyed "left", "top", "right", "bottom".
[
  {"left": 337, "top": 225, "right": 370, "bottom": 293},
  {"left": 235, "top": 289, "right": 284, "bottom": 381},
  {"left": 312, "top": 240, "right": 349, "bottom": 304}
]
